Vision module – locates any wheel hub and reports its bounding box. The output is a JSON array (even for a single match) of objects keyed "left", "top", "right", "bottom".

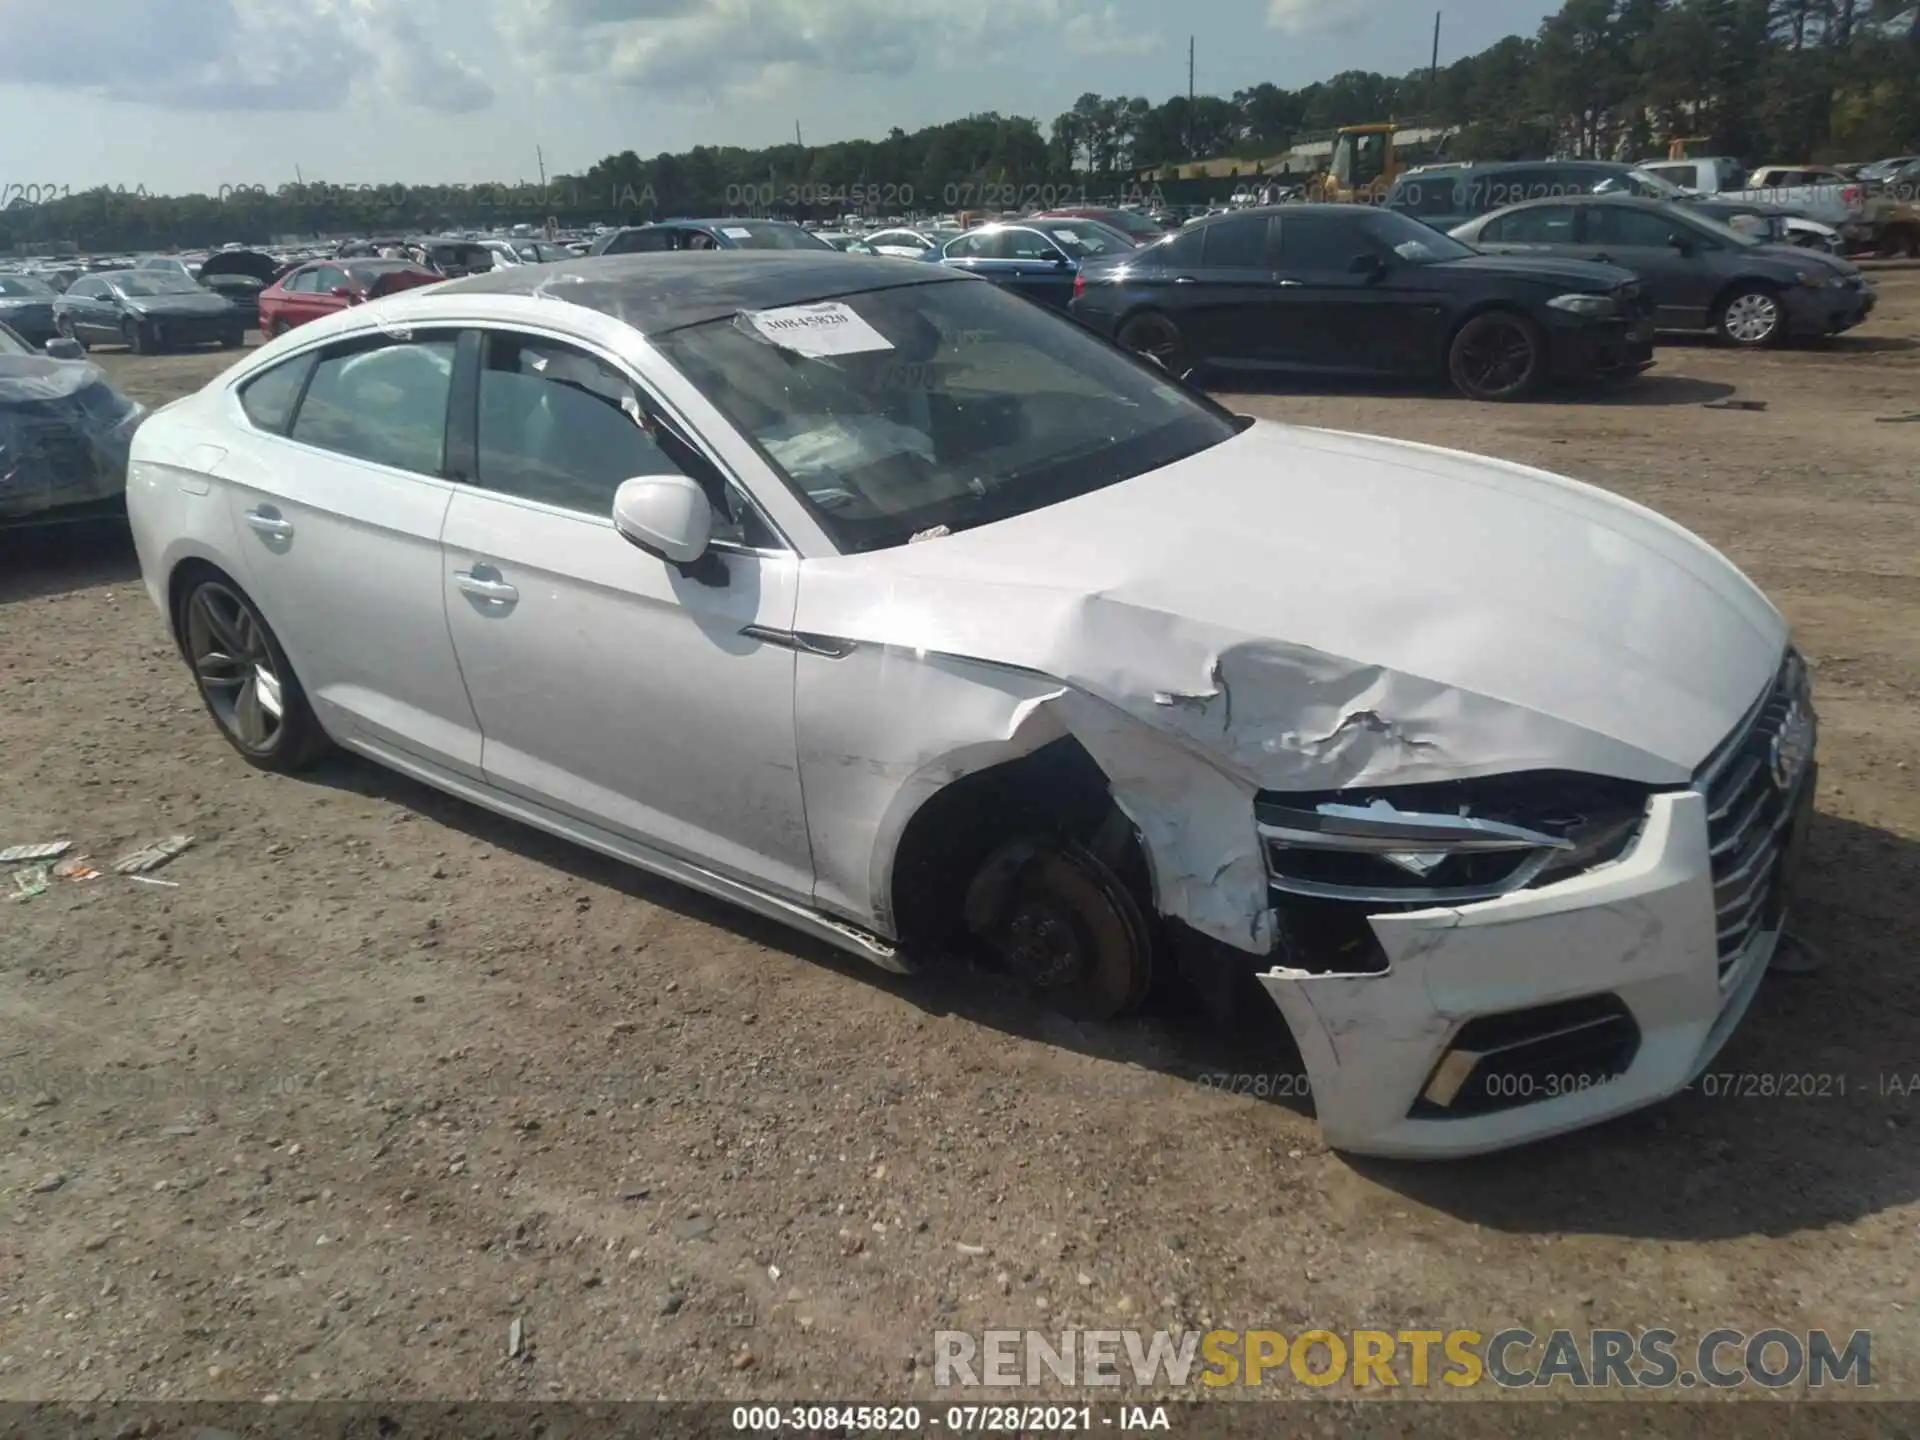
[{"left": 1003, "top": 899, "right": 1086, "bottom": 988}]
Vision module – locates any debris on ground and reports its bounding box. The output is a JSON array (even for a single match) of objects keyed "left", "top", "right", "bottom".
[
  {"left": 8, "top": 865, "right": 51, "bottom": 902},
  {"left": 1704, "top": 397, "right": 1767, "bottom": 410},
  {"left": 112, "top": 835, "right": 194, "bottom": 874},
  {"left": 125, "top": 875, "right": 181, "bottom": 889},
  {"left": 0, "top": 841, "right": 71, "bottom": 863},
  {"left": 52, "top": 855, "right": 99, "bottom": 881},
  {"left": 508, "top": 1317, "right": 524, "bottom": 1358}
]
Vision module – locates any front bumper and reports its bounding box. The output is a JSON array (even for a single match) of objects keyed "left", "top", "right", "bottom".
[
  {"left": 1784, "top": 283, "right": 1875, "bottom": 336},
  {"left": 1257, "top": 667, "right": 1815, "bottom": 1159},
  {"left": 1546, "top": 316, "right": 1655, "bottom": 380}
]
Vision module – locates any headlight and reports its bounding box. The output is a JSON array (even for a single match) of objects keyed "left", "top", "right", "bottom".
[
  {"left": 1546, "top": 292, "right": 1616, "bottom": 316},
  {"left": 1255, "top": 773, "right": 1650, "bottom": 906}
]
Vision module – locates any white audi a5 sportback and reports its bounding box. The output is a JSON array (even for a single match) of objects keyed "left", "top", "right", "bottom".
[{"left": 126, "top": 252, "right": 1817, "bottom": 1157}]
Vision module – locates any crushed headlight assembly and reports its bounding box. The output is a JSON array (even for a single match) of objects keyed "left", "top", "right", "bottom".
[
  {"left": 1546, "top": 292, "right": 1617, "bottom": 316},
  {"left": 1254, "top": 772, "right": 1651, "bottom": 906}
]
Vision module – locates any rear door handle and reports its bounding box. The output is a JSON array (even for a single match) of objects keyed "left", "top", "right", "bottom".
[
  {"left": 454, "top": 567, "right": 518, "bottom": 604},
  {"left": 245, "top": 506, "right": 292, "bottom": 538}
]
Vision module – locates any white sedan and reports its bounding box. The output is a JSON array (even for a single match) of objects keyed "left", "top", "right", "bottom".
[{"left": 124, "top": 251, "right": 1816, "bottom": 1158}]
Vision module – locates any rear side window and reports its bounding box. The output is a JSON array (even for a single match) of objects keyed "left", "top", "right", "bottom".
[
  {"left": 1200, "top": 217, "right": 1272, "bottom": 269},
  {"left": 238, "top": 354, "right": 315, "bottom": 434},
  {"left": 1148, "top": 227, "right": 1204, "bottom": 268},
  {"left": 289, "top": 334, "right": 458, "bottom": 475}
]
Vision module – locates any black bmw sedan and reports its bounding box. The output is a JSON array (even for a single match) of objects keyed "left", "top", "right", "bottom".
[{"left": 1069, "top": 204, "right": 1654, "bottom": 401}]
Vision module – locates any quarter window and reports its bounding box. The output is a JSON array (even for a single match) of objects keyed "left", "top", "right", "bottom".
[
  {"left": 288, "top": 334, "right": 457, "bottom": 475},
  {"left": 238, "top": 354, "right": 315, "bottom": 434}
]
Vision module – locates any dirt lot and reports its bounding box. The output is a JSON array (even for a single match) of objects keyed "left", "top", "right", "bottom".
[{"left": 2, "top": 279, "right": 1917, "bottom": 1414}]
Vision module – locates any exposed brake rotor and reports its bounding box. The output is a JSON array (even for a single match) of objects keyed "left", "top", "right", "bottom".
[{"left": 964, "top": 840, "right": 1153, "bottom": 1021}]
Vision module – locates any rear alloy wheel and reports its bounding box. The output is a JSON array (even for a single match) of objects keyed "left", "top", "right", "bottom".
[
  {"left": 124, "top": 320, "right": 152, "bottom": 355},
  {"left": 1716, "top": 287, "right": 1784, "bottom": 347},
  {"left": 1448, "top": 311, "right": 1543, "bottom": 401},
  {"left": 1117, "top": 311, "right": 1190, "bottom": 376},
  {"left": 180, "top": 577, "right": 329, "bottom": 772}
]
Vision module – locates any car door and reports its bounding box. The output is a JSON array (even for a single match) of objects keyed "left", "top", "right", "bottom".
[
  {"left": 1267, "top": 211, "right": 1423, "bottom": 373},
  {"left": 1573, "top": 205, "right": 1712, "bottom": 328},
  {"left": 277, "top": 268, "right": 322, "bottom": 327},
  {"left": 1152, "top": 215, "right": 1282, "bottom": 366},
  {"left": 58, "top": 278, "right": 102, "bottom": 341},
  {"left": 437, "top": 327, "right": 813, "bottom": 898},
  {"left": 981, "top": 227, "right": 1076, "bottom": 308},
  {"left": 217, "top": 329, "right": 484, "bottom": 774}
]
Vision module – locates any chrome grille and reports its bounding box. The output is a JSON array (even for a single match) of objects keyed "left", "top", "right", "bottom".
[{"left": 1697, "top": 651, "right": 1814, "bottom": 976}]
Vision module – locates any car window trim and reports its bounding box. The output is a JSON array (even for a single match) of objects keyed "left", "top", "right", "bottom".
[{"left": 447, "top": 321, "right": 795, "bottom": 558}]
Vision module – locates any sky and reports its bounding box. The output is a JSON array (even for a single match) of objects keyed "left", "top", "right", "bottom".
[{"left": 0, "top": 0, "right": 1560, "bottom": 197}]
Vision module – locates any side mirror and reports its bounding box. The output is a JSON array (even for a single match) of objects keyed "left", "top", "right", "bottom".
[
  {"left": 612, "top": 473, "right": 712, "bottom": 564},
  {"left": 44, "top": 337, "right": 85, "bottom": 360},
  {"left": 1667, "top": 233, "right": 1696, "bottom": 254},
  {"left": 1348, "top": 252, "right": 1386, "bottom": 276}
]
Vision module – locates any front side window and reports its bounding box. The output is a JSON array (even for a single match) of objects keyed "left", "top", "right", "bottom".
[
  {"left": 289, "top": 335, "right": 457, "bottom": 475},
  {"left": 1583, "top": 205, "right": 1685, "bottom": 247},
  {"left": 473, "top": 331, "right": 772, "bottom": 545},
  {"left": 999, "top": 228, "right": 1063, "bottom": 261},
  {"left": 653, "top": 277, "right": 1240, "bottom": 554},
  {"left": 1483, "top": 205, "right": 1577, "bottom": 244}
]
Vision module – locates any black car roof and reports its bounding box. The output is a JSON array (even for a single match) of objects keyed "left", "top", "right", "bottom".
[
  {"left": 1480, "top": 193, "right": 1672, "bottom": 211},
  {"left": 436, "top": 252, "right": 969, "bottom": 335}
]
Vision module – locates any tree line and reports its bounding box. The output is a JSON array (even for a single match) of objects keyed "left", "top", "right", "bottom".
[{"left": 5, "top": 0, "right": 1916, "bottom": 254}]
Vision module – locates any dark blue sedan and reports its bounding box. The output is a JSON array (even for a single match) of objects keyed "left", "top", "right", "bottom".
[
  {"left": 590, "top": 219, "right": 834, "bottom": 255},
  {"left": 927, "top": 219, "right": 1137, "bottom": 309}
]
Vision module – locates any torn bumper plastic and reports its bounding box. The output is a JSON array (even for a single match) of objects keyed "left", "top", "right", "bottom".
[{"left": 1259, "top": 783, "right": 1803, "bottom": 1159}]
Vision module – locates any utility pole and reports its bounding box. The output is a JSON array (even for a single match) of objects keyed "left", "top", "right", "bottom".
[
  {"left": 1186, "top": 36, "right": 1195, "bottom": 158},
  {"left": 796, "top": 120, "right": 803, "bottom": 146},
  {"left": 536, "top": 146, "right": 546, "bottom": 188},
  {"left": 1427, "top": 12, "right": 1441, "bottom": 122}
]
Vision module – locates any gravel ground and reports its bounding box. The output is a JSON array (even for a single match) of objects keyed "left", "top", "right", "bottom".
[{"left": 1, "top": 278, "right": 1917, "bottom": 1416}]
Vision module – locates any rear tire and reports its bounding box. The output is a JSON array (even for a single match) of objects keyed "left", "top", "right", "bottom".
[
  {"left": 1715, "top": 285, "right": 1784, "bottom": 347},
  {"left": 125, "top": 320, "right": 151, "bottom": 355},
  {"left": 1447, "top": 311, "right": 1543, "bottom": 401},
  {"left": 220, "top": 328, "right": 243, "bottom": 349},
  {"left": 1116, "top": 311, "right": 1191, "bottom": 377},
  {"left": 54, "top": 314, "right": 86, "bottom": 351},
  {"left": 176, "top": 574, "right": 330, "bottom": 773}
]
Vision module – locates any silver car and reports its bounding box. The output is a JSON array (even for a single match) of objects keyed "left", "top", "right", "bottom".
[{"left": 125, "top": 253, "right": 1814, "bottom": 1158}]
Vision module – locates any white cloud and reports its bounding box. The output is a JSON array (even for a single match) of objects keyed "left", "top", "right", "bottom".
[
  {"left": 1266, "top": 0, "right": 1370, "bottom": 36},
  {"left": 0, "top": 0, "right": 493, "bottom": 111},
  {"left": 1063, "top": 6, "right": 1159, "bottom": 56}
]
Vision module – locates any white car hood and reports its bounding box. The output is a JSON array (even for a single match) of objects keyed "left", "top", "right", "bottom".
[{"left": 795, "top": 420, "right": 1787, "bottom": 791}]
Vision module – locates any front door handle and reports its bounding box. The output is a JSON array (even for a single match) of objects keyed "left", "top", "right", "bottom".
[
  {"left": 245, "top": 506, "right": 293, "bottom": 538},
  {"left": 1274, "top": 279, "right": 1304, "bottom": 287},
  {"left": 454, "top": 567, "right": 518, "bottom": 604},
  {"left": 1172, "top": 275, "right": 1197, "bottom": 284},
  {"left": 1591, "top": 252, "right": 1614, "bottom": 263}
]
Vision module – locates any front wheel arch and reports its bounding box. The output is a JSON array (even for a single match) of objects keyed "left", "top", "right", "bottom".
[{"left": 1711, "top": 278, "right": 1787, "bottom": 346}]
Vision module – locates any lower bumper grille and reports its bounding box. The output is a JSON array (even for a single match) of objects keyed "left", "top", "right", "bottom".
[
  {"left": 1410, "top": 994, "right": 1640, "bottom": 1118},
  {"left": 1698, "top": 652, "right": 1816, "bottom": 976}
]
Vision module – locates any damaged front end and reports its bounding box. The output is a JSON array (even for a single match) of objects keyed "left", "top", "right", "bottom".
[{"left": 0, "top": 357, "right": 144, "bottom": 526}]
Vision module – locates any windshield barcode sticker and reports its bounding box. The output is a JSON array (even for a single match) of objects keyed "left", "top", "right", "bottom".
[{"left": 740, "top": 301, "right": 895, "bottom": 356}]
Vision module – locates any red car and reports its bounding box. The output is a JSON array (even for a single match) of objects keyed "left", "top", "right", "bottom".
[
  {"left": 1034, "top": 206, "right": 1167, "bottom": 243},
  {"left": 256, "top": 258, "right": 442, "bottom": 338}
]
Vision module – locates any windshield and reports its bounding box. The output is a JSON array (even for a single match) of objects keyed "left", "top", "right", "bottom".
[
  {"left": 1037, "top": 219, "right": 1136, "bottom": 257},
  {"left": 1366, "top": 208, "right": 1476, "bottom": 262},
  {"left": 1602, "top": 168, "right": 1684, "bottom": 199},
  {"left": 109, "top": 273, "right": 201, "bottom": 295},
  {"left": 653, "top": 278, "right": 1240, "bottom": 553},
  {"left": 720, "top": 223, "right": 834, "bottom": 250},
  {"left": 0, "top": 275, "right": 54, "bottom": 297}
]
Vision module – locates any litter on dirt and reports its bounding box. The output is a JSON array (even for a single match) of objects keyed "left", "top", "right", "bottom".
[
  {"left": 113, "top": 835, "right": 194, "bottom": 874},
  {"left": 8, "top": 866, "right": 52, "bottom": 902},
  {"left": 125, "top": 875, "right": 181, "bottom": 889},
  {"left": 1874, "top": 411, "right": 1920, "bottom": 423},
  {"left": 1704, "top": 398, "right": 1768, "bottom": 411},
  {"left": 0, "top": 841, "right": 70, "bottom": 863},
  {"left": 52, "top": 855, "right": 100, "bottom": 881}
]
